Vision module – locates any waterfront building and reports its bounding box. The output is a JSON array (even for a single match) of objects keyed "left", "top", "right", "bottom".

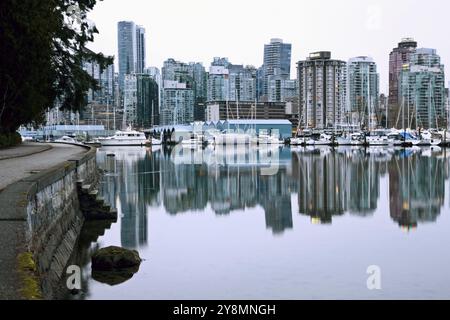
[
  {"left": 161, "top": 59, "right": 205, "bottom": 125},
  {"left": 117, "top": 21, "right": 137, "bottom": 89},
  {"left": 190, "top": 62, "right": 208, "bottom": 121},
  {"left": 207, "top": 64, "right": 229, "bottom": 102},
  {"left": 123, "top": 74, "right": 159, "bottom": 129},
  {"left": 297, "top": 51, "right": 347, "bottom": 130},
  {"left": 205, "top": 101, "right": 288, "bottom": 123},
  {"left": 268, "top": 74, "right": 298, "bottom": 103},
  {"left": 347, "top": 56, "right": 379, "bottom": 129},
  {"left": 398, "top": 48, "right": 446, "bottom": 129},
  {"left": 228, "top": 65, "right": 257, "bottom": 103},
  {"left": 144, "top": 66, "right": 162, "bottom": 111},
  {"left": 123, "top": 74, "right": 137, "bottom": 127},
  {"left": 261, "top": 38, "right": 292, "bottom": 99},
  {"left": 207, "top": 58, "right": 257, "bottom": 104},
  {"left": 388, "top": 38, "right": 418, "bottom": 128},
  {"left": 81, "top": 48, "right": 117, "bottom": 129},
  {"left": 161, "top": 80, "right": 194, "bottom": 125},
  {"left": 152, "top": 119, "right": 293, "bottom": 140},
  {"left": 162, "top": 58, "right": 194, "bottom": 87},
  {"left": 83, "top": 54, "right": 115, "bottom": 106}
]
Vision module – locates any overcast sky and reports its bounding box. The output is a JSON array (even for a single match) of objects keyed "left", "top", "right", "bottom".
[{"left": 87, "top": 0, "right": 449, "bottom": 94}]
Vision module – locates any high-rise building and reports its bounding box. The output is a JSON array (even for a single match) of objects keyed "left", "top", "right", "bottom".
[
  {"left": 161, "top": 81, "right": 194, "bottom": 125},
  {"left": 207, "top": 64, "right": 229, "bottom": 102},
  {"left": 268, "top": 72, "right": 298, "bottom": 103},
  {"left": 144, "top": 66, "right": 162, "bottom": 110},
  {"left": 117, "top": 21, "right": 137, "bottom": 89},
  {"left": 347, "top": 56, "right": 380, "bottom": 129},
  {"left": 297, "top": 51, "right": 347, "bottom": 129},
  {"left": 161, "top": 59, "right": 205, "bottom": 125},
  {"left": 136, "top": 25, "right": 146, "bottom": 74},
  {"left": 261, "top": 38, "right": 292, "bottom": 99},
  {"left": 78, "top": 48, "right": 117, "bottom": 128},
  {"left": 162, "top": 58, "right": 194, "bottom": 86},
  {"left": 228, "top": 64, "right": 257, "bottom": 102},
  {"left": 123, "top": 73, "right": 137, "bottom": 127},
  {"left": 388, "top": 38, "right": 418, "bottom": 128},
  {"left": 189, "top": 62, "right": 208, "bottom": 121},
  {"left": 123, "top": 74, "right": 159, "bottom": 129},
  {"left": 207, "top": 58, "right": 256, "bottom": 103},
  {"left": 398, "top": 48, "right": 446, "bottom": 129},
  {"left": 83, "top": 48, "right": 116, "bottom": 105}
]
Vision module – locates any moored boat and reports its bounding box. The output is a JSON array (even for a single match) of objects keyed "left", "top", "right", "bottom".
[{"left": 97, "top": 128, "right": 149, "bottom": 147}]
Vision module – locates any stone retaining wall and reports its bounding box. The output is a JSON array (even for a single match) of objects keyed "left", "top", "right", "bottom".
[{"left": 0, "top": 146, "right": 99, "bottom": 299}]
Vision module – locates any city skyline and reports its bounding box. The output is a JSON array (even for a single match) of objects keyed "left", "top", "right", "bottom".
[{"left": 86, "top": 0, "right": 450, "bottom": 93}]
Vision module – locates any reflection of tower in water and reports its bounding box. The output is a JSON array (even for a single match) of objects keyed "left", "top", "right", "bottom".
[
  {"left": 293, "top": 148, "right": 382, "bottom": 224},
  {"left": 295, "top": 150, "right": 348, "bottom": 224},
  {"left": 98, "top": 148, "right": 162, "bottom": 249},
  {"left": 162, "top": 147, "right": 295, "bottom": 234},
  {"left": 347, "top": 150, "right": 380, "bottom": 216},
  {"left": 388, "top": 151, "right": 446, "bottom": 229}
]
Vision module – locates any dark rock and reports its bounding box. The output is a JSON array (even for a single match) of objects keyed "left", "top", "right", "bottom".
[
  {"left": 92, "top": 265, "right": 140, "bottom": 286},
  {"left": 91, "top": 246, "right": 141, "bottom": 271}
]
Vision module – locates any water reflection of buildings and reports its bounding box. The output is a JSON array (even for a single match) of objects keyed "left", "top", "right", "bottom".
[
  {"left": 98, "top": 148, "right": 161, "bottom": 249},
  {"left": 347, "top": 149, "right": 381, "bottom": 216},
  {"left": 161, "top": 146, "right": 295, "bottom": 234},
  {"left": 388, "top": 150, "right": 447, "bottom": 229},
  {"left": 97, "top": 146, "right": 450, "bottom": 243},
  {"left": 293, "top": 148, "right": 381, "bottom": 224}
]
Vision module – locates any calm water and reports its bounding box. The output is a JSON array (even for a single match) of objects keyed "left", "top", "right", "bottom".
[{"left": 72, "top": 145, "right": 450, "bottom": 299}]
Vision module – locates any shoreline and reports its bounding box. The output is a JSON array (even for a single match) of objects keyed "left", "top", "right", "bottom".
[{"left": 0, "top": 144, "right": 99, "bottom": 299}]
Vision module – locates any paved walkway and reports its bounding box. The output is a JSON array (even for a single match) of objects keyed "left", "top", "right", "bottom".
[
  {"left": 0, "top": 143, "right": 87, "bottom": 191},
  {"left": 0, "top": 142, "right": 89, "bottom": 299},
  {"left": 0, "top": 143, "right": 52, "bottom": 161}
]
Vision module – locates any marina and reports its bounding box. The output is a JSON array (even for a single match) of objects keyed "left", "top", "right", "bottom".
[{"left": 59, "top": 144, "right": 450, "bottom": 300}]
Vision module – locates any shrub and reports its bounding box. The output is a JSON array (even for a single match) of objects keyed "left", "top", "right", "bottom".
[{"left": 0, "top": 132, "right": 22, "bottom": 148}]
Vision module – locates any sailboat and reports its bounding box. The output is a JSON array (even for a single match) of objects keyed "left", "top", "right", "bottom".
[
  {"left": 209, "top": 96, "right": 253, "bottom": 146},
  {"left": 414, "top": 80, "right": 442, "bottom": 146}
]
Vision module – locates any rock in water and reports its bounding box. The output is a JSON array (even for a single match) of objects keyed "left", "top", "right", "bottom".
[
  {"left": 91, "top": 246, "right": 142, "bottom": 271},
  {"left": 92, "top": 265, "right": 140, "bottom": 286}
]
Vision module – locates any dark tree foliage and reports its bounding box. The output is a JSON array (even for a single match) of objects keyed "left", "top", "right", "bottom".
[{"left": 0, "top": 0, "right": 113, "bottom": 134}]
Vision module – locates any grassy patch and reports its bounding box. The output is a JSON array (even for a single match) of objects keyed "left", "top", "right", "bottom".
[{"left": 17, "top": 252, "right": 43, "bottom": 300}]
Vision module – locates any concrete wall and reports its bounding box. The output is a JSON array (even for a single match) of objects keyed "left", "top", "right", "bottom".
[{"left": 0, "top": 146, "right": 99, "bottom": 299}]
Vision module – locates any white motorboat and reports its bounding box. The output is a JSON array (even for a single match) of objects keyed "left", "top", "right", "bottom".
[
  {"left": 55, "top": 136, "right": 77, "bottom": 143},
  {"left": 366, "top": 135, "right": 390, "bottom": 146},
  {"left": 257, "top": 133, "right": 284, "bottom": 145},
  {"left": 350, "top": 133, "right": 365, "bottom": 146},
  {"left": 97, "top": 128, "right": 149, "bottom": 146},
  {"left": 336, "top": 133, "right": 364, "bottom": 146},
  {"left": 290, "top": 137, "right": 302, "bottom": 146},
  {"left": 305, "top": 133, "right": 333, "bottom": 146},
  {"left": 336, "top": 136, "right": 351, "bottom": 146},
  {"left": 54, "top": 136, "right": 85, "bottom": 146}
]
